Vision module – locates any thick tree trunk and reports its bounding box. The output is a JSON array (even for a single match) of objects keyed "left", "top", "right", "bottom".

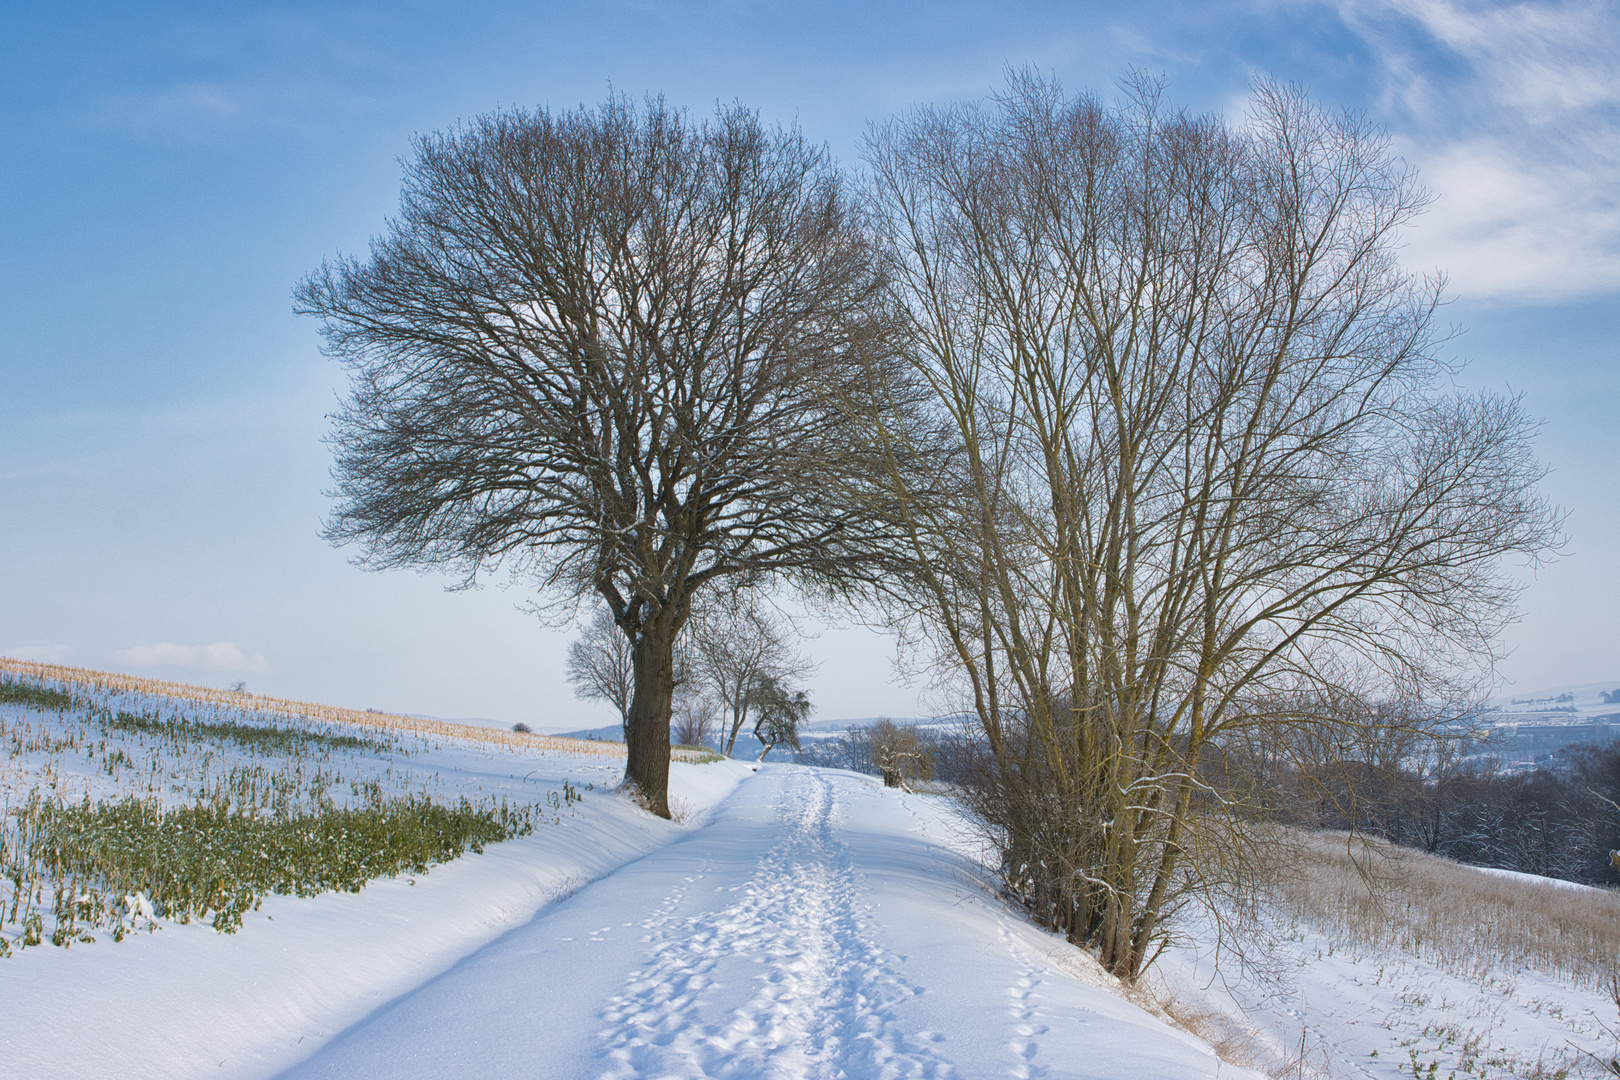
[{"left": 624, "top": 617, "right": 677, "bottom": 819}]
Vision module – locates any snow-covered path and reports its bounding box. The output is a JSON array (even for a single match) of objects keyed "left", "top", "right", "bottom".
[{"left": 281, "top": 765, "right": 1245, "bottom": 1079}]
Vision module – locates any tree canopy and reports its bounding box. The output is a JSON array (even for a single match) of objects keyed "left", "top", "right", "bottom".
[
  {"left": 861, "top": 72, "right": 1562, "bottom": 978},
  {"left": 297, "top": 95, "right": 910, "bottom": 815}
]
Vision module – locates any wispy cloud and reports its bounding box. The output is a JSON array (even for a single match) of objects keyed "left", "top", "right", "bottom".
[
  {"left": 80, "top": 11, "right": 383, "bottom": 143},
  {"left": 93, "top": 82, "right": 257, "bottom": 137},
  {"left": 1336, "top": 0, "right": 1620, "bottom": 300},
  {"left": 112, "top": 642, "right": 268, "bottom": 674}
]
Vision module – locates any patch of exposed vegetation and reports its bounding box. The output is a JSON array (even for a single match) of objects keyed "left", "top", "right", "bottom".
[
  {"left": 102, "top": 708, "right": 396, "bottom": 757},
  {"left": 0, "top": 677, "right": 76, "bottom": 713},
  {"left": 0, "top": 669, "right": 566, "bottom": 954},
  {"left": 2, "top": 789, "right": 537, "bottom": 950}
]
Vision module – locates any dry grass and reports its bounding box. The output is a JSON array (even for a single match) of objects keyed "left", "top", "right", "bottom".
[
  {"left": 0, "top": 657, "right": 723, "bottom": 762},
  {"left": 1124, "top": 980, "right": 1283, "bottom": 1074},
  {"left": 1271, "top": 830, "right": 1620, "bottom": 991}
]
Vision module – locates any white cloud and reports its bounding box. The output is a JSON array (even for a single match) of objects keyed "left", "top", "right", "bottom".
[
  {"left": 112, "top": 642, "right": 269, "bottom": 674},
  {"left": 1397, "top": 136, "right": 1620, "bottom": 299},
  {"left": 1338, "top": 0, "right": 1620, "bottom": 300}
]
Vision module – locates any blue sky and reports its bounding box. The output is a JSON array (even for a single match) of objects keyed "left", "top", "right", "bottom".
[{"left": 3, "top": 0, "right": 1617, "bottom": 729}]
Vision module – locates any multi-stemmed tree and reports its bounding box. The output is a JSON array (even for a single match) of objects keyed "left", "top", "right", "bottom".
[{"left": 862, "top": 73, "right": 1561, "bottom": 978}]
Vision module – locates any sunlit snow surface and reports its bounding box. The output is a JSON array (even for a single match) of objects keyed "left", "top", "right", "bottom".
[
  {"left": 3, "top": 683, "right": 1612, "bottom": 1078},
  {"left": 280, "top": 766, "right": 1242, "bottom": 1079},
  {"left": 1154, "top": 891, "right": 1619, "bottom": 1079},
  {"left": 1, "top": 712, "right": 1248, "bottom": 1080}
]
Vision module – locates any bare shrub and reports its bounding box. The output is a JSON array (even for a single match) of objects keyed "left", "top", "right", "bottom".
[
  {"left": 868, "top": 718, "right": 934, "bottom": 789},
  {"left": 671, "top": 698, "right": 717, "bottom": 750},
  {"left": 795, "top": 720, "right": 941, "bottom": 789}
]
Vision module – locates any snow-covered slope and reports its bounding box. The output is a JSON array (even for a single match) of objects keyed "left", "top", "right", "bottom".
[
  {"left": 283, "top": 765, "right": 1243, "bottom": 1080},
  {"left": 0, "top": 742, "right": 751, "bottom": 1080},
  {"left": 1, "top": 751, "right": 1252, "bottom": 1079}
]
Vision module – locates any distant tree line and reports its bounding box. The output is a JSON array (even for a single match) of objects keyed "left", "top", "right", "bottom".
[
  {"left": 799, "top": 716, "right": 1620, "bottom": 889},
  {"left": 1209, "top": 724, "right": 1620, "bottom": 886},
  {"left": 1314, "top": 742, "right": 1620, "bottom": 886}
]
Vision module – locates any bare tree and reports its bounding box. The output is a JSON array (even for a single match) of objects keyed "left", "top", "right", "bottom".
[
  {"left": 863, "top": 73, "right": 1561, "bottom": 978},
  {"left": 686, "top": 593, "right": 816, "bottom": 756},
  {"left": 750, "top": 675, "right": 812, "bottom": 760},
  {"left": 565, "top": 607, "right": 635, "bottom": 736},
  {"left": 672, "top": 695, "right": 718, "bottom": 748},
  {"left": 868, "top": 718, "right": 934, "bottom": 789},
  {"left": 297, "top": 94, "right": 909, "bottom": 816}
]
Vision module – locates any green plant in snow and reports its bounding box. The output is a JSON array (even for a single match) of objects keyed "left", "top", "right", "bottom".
[
  {"left": 102, "top": 708, "right": 397, "bottom": 757},
  {"left": 0, "top": 677, "right": 76, "bottom": 713},
  {"left": 2, "top": 787, "right": 537, "bottom": 945}
]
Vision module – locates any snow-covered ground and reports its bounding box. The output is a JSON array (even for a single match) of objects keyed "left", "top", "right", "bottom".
[
  {"left": 5, "top": 674, "right": 1613, "bottom": 1079},
  {"left": 1488, "top": 680, "right": 1620, "bottom": 720},
  {"left": 0, "top": 720, "right": 752, "bottom": 1079},
  {"left": 278, "top": 765, "right": 1243, "bottom": 1080},
  {"left": 1, "top": 683, "right": 1249, "bottom": 1080},
  {"left": 1153, "top": 881, "right": 1620, "bottom": 1079}
]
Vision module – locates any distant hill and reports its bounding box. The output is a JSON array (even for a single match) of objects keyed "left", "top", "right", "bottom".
[{"left": 1490, "top": 680, "right": 1620, "bottom": 711}]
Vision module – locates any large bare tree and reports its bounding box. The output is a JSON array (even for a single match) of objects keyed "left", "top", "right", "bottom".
[
  {"left": 863, "top": 73, "right": 1561, "bottom": 978},
  {"left": 297, "top": 95, "right": 905, "bottom": 816}
]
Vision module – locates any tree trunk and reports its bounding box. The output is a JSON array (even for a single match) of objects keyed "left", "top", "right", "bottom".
[{"left": 624, "top": 617, "right": 676, "bottom": 819}]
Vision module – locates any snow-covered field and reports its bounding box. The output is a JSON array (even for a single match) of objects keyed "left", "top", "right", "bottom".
[
  {"left": 3, "top": 670, "right": 1614, "bottom": 1079},
  {"left": 1, "top": 677, "right": 1247, "bottom": 1079},
  {"left": 1157, "top": 915, "right": 1618, "bottom": 1079},
  {"left": 0, "top": 682, "right": 748, "bottom": 1078},
  {"left": 1152, "top": 847, "right": 1620, "bottom": 1080}
]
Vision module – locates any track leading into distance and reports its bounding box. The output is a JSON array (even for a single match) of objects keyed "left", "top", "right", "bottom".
[{"left": 280, "top": 765, "right": 1251, "bottom": 1079}]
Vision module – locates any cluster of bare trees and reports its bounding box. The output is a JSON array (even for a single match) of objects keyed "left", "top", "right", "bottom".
[
  {"left": 564, "top": 591, "right": 815, "bottom": 757},
  {"left": 300, "top": 75, "right": 1559, "bottom": 976}
]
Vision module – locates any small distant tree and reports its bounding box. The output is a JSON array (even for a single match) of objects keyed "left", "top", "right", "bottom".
[
  {"left": 672, "top": 696, "right": 718, "bottom": 748},
  {"left": 564, "top": 608, "right": 635, "bottom": 736},
  {"left": 687, "top": 595, "right": 816, "bottom": 756},
  {"left": 868, "top": 719, "right": 934, "bottom": 789},
  {"left": 751, "top": 675, "right": 812, "bottom": 760}
]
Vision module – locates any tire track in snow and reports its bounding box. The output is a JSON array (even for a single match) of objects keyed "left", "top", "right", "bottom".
[{"left": 597, "top": 770, "right": 954, "bottom": 1079}]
